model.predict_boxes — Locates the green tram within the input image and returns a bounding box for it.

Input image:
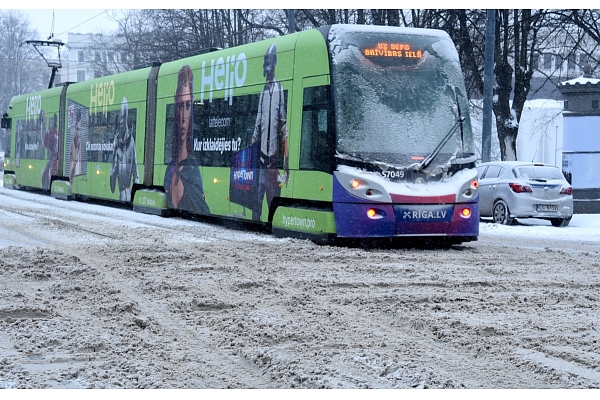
[1,25,479,244]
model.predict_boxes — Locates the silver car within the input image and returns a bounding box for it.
[476,161,573,227]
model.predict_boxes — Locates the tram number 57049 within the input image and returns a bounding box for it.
[382,170,405,179]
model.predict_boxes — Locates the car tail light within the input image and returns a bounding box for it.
[560,186,573,195]
[508,183,532,193]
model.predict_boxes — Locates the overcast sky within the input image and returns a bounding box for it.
[16,9,120,42]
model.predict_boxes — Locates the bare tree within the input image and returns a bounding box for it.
[103,9,286,69]
[0,10,48,115]
[490,10,549,161]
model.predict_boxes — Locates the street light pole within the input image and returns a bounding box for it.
[287,10,296,34]
[482,9,495,163]
[555,125,559,166]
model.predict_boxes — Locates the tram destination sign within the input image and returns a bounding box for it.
[363,42,423,60]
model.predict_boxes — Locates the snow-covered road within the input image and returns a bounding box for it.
[0,187,599,388]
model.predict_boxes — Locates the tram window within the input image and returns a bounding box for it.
[300,85,331,172]
[3,123,10,158]
[1,114,8,158]
[1,115,10,129]
[164,103,175,164]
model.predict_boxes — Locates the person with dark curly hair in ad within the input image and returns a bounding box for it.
[164,65,210,215]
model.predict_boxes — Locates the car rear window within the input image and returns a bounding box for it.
[516,166,564,180]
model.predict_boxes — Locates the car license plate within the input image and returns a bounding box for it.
[536,204,558,212]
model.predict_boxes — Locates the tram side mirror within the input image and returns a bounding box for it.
[1,113,10,129]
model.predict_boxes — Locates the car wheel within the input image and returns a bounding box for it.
[550,217,571,227]
[492,200,514,225]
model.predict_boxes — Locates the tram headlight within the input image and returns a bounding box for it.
[366,208,386,219]
[462,180,479,199]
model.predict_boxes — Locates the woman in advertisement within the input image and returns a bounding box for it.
[164,65,210,214]
[42,112,59,190]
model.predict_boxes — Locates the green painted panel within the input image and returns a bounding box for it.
[272,206,336,234]
[293,29,330,79]
[51,180,73,200]
[202,166,232,216]
[290,170,333,202]
[13,160,47,188]
[133,189,168,209]
[3,173,16,188]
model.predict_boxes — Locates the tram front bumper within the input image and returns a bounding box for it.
[333,202,479,238]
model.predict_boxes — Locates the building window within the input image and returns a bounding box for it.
[95,51,101,63]
[580,54,588,67]
[568,53,576,71]
[77,70,86,82]
[78,51,84,62]
[557,53,565,70]
[108,52,114,63]
[543,54,552,70]
[564,100,569,110]
[533,53,540,69]
[593,100,599,110]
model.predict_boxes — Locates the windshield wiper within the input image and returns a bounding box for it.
[418,93,465,172]
[418,116,464,171]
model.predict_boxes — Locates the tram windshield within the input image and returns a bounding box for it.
[328,26,475,172]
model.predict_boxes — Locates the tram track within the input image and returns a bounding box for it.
[1,208,121,240]
[0,187,286,247]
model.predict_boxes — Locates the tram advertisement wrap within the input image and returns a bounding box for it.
[66,100,89,183]
[195,85,288,216]
[229,142,260,210]
[163,61,289,217]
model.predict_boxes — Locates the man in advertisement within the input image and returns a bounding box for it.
[110,97,139,201]
[250,43,289,221]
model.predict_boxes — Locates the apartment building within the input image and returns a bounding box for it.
[54,33,124,85]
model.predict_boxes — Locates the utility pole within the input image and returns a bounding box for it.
[482,9,495,163]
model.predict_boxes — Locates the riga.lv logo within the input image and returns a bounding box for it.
[403,210,447,220]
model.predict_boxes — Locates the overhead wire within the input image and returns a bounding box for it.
[53,10,111,38]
